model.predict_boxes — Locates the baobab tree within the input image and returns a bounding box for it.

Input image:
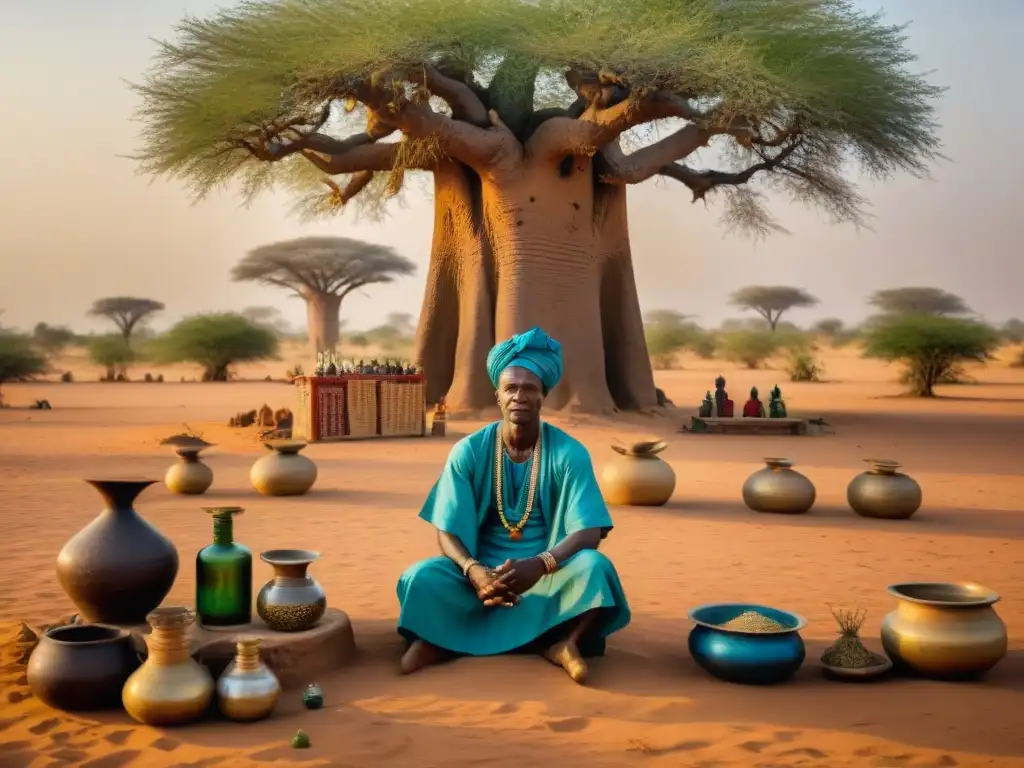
[133,0,942,412]
[88,297,164,346]
[730,286,819,332]
[232,237,415,351]
[867,288,970,316]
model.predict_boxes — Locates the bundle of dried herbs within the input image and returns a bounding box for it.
[820,606,888,668]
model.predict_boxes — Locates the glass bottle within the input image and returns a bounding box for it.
[196,507,252,627]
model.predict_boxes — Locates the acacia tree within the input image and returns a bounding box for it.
[730,286,818,332]
[153,313,278,381]
[134,0,942,412]
[232,237,415,351]
[88,297,165,346]
[867,288,969,316]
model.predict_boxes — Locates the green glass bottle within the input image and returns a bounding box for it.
[196,507,252,627]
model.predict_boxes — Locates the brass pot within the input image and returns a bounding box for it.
[847,459,922,520]
[256,550,327,632]
[122,607,214,726]
[216,638,281,722]
[250,441,317,496]
[880,582,1007,679]
[600,440,676,506]
[165,445,214,495]
[742,458,815,515]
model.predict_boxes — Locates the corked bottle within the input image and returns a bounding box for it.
[122,607,214,726]
[216,638,281,722]
[196,507,252,628]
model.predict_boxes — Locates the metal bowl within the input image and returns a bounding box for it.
[687,603,807,685]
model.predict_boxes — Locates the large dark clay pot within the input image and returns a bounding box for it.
[56,480,179,624]
[27,624,140,711]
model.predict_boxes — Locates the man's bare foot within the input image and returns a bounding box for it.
[399,639,452,675]
[543,641,589,684]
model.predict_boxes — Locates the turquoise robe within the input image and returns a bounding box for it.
[396,421,631,656]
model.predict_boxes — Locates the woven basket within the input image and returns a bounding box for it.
[380,380,426,437]
[316,382,347,440]
[293,380,313,440]
[346,379,378,437]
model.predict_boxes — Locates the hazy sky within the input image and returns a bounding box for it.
[1,1,1021,335]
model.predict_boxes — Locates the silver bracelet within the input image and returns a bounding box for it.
[462,558,479,577]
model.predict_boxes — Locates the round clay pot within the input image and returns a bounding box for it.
[250,440,317,496]
[880,582,1007,679]
[165,445,214,495]
[216,638,281,722]
[742,458,816,515]
[122,607,214,726]
[256,549,327,632]
[27,624,140,711]
[56,480,179,624]
[600,440,676,506]
[847,459,922,520]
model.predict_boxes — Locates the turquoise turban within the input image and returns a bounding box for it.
[486,327,563,394]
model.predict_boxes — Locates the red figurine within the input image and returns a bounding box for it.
[742,387,766,418]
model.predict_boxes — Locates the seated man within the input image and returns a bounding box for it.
[396,327,631,684]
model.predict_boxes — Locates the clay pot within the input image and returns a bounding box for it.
[165,445,214,495]
[122,607,214,726]
[256,550,327,632]
[216,638,281,722]
[847,459,922,520]
[26,624,140,711]
[742,458,816,515]
[600,440,676,506]
[56,480,179,624]
[881,582,1007,679]
[250,440,317,496]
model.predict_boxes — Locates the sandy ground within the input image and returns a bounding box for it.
[1,345,1023,767]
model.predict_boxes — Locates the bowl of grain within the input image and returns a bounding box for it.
[687,603,807,685]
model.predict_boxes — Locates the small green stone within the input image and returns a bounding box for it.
[291,729,310,749]
[303,683,324,710]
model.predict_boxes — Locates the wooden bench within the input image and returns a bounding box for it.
[686,416,809,435]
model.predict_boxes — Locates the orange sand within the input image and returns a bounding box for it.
[1,346,1023,767]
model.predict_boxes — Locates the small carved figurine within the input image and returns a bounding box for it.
[713,376,735,417]
[769,385,787,418]
[698,391,714,418]
[742,387,765,418]
[314,352,325,377]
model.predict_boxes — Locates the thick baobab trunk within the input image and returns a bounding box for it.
[595,183,659,410]
[303,290,342,351]
[414,162,496,410]
[413,156,659,415]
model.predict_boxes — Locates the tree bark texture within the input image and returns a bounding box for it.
[304,290,342,352]
[413,154,657,414]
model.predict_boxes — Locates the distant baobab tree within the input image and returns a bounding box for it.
[867,287,970,316]
[232,237,416,351]
[730,286,818,332]
[88,297,165,346]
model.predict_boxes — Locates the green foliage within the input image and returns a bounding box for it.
[717,329,782,369]
[88,297,165,344]
[152,313,278,381]
[999,318,1024,344]
[644,310,693,369]
[787,349,825,382]
[812,317,844,336]
[133,0,943,233]
[730,286,818,330]
[32,323,76,358]
[861,314,999,397]
[88,335,136,381]
[867,287,969,316]
[0,333,48,401]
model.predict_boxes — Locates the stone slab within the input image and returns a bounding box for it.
[125,608,356,690]
[688,416,809,435]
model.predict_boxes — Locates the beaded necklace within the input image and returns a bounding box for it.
[492,425,542,540]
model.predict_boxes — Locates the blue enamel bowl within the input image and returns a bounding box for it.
[687,603,807,685]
